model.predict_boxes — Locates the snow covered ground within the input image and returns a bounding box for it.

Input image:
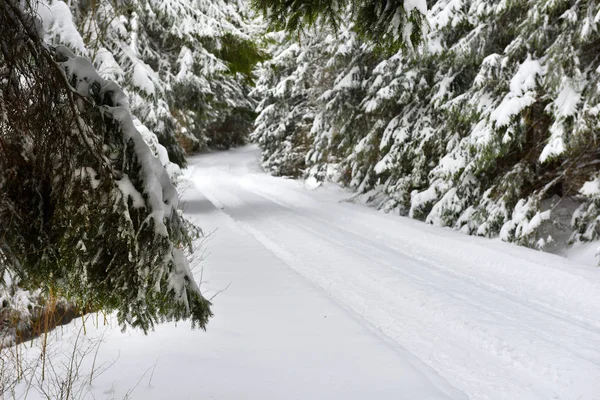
[8,145,600,400]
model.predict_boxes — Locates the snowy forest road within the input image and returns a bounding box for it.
[184,145,600,400]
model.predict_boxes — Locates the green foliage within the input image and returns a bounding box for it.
[252,0,427,52]
[253,0,344,33]
[217,34,270,81]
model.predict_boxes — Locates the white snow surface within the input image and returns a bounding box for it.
[36,0,86,54]
[581,175,600,196]
[12,146,600,400]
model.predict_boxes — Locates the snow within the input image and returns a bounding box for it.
[0,282,41,347]
[491,92,537,127]
[375,153,393,174]
[405,0,428,15]
[565,241,600,266]
[540,121,567,162]
[509,57,543,95]
[116,175,146,208]
[333,66,361,90]
[184,147,600,400]
[540,78,581,162]
[9,146,600,400]
[58,47,128,107]
[431,75,455,107]
[133,118,180,177]
[429,0,464,29]
[435,153,466,176]
[175,46,194,81]
[491,57,544,127]
[409,185,440,218]
[427,187,459,226]
[112,107,179,235]
[36,0,87,54]
[131,62,156,96]
[94,47,124,82]
[580,175,600,196]
[553,78,581,117]
[304,176,322,190]
[474,54,501,87]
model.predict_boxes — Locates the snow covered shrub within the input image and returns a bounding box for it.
[1,284,44,347]
[253,0,600,257]
[1,283,77,348]
[0,0,211,335]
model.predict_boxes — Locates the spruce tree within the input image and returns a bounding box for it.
[44,0,266,165]
[1,0,212,339]
[253,0,600,259]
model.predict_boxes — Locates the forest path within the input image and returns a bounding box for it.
[184,145,600,400]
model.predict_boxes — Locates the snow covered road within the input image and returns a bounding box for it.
[12,145,600,400]
[184,145,600,400]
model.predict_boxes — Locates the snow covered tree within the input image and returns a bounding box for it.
[61,0,265,162]
[253,0,600,259]
[0,0,211,337]
[252,21,376,179]
[252,31,324,177]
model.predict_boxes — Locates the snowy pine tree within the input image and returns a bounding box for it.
[42,0,265,165]
[253,0,600,258]
[1,0,211,339]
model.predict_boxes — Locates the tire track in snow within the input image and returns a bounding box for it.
[187,148,600,400]
[238,177,600,332]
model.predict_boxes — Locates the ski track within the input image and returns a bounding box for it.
[186,146,600,400]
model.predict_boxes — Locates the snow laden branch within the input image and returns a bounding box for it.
[0,0,211,334]
[252,0,428,52]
